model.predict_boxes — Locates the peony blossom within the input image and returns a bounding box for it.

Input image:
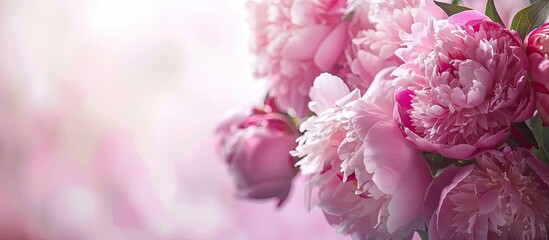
[525,23,549,126]
[247,0,347,117]
[215,104,299,205]
[424,147,549,239]
[393,10,535,159]
[318,0,447,92]
[292,72,432,238]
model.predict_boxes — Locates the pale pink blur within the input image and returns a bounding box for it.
[0,0,344,239]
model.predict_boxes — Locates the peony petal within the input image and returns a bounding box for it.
[309,73,350,114]
[423,167,463,224]
[435,197,455,239]
[314,21,350,71]
[282,25,333,61]
[435,165,474,237]
[428,213,442,240]
[526,158,549,187]
[448,10,490,26]
[290,0,318,26]
[439,144,477,159]
[416,0,448,22]
[404,128,440,153]
[228,127,297,203]
[511,84,536,122]
[472,215,489,239]
[475,128,509,149]
[479,189,500,214]
[357,50,383,77]
[363,67,398,116]
[411,232,423,240]
[214,109,249,153]
[363,121,417,194]
[387,149,432,233]
[334,89,361,107]
[395,89,416,131]
[537,92,549,126]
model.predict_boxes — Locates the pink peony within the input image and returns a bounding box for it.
[292,72,432,238]
[424,147,549,239]
[319,0,447,92]
[525,23,549,126]
[215,104,299,205]
[393,10,535,159]
[247,0,347,117]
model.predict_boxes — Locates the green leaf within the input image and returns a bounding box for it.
[510,0,549,39]
[423,152,453,177]
[505,137,519,147]
[512,122,539,149]
[342,11,354,21]
[532,114,549,165]
[485,0,505,26]
[416,230,429,240]
[452,0,461,4]
[434,1,472,16]
[454,159,475,167]
[531,0,538,4]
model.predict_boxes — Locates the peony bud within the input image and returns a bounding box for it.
[526,23,549,125]
[215,105,298,206]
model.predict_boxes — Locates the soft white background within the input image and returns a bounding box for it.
[0,0,345,239]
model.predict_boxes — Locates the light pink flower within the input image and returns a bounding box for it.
[525,23,549,126]
[424,147,549,239]
[292,72,432,238]
[393,10,535,159]
[247,0,347,117]
[291,73,362,175]
[215,105,299,205]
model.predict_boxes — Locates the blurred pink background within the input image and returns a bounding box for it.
[0,0,344,239]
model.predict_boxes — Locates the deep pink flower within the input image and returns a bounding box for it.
[215,106,299,205]
[393,10,535,159]
[525,23,549,126]
[293,72,432,238]
[247,0,347,117]
[424,147,549,239]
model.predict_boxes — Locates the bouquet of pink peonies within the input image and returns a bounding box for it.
[216,0,549,239]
